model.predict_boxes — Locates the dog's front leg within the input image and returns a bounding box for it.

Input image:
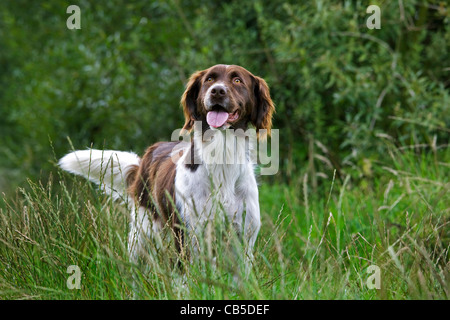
[243,185,261,278]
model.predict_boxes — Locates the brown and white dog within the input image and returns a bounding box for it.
[59,64,275,270]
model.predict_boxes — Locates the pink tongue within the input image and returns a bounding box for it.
[207,111,229,128]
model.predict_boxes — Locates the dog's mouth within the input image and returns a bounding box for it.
[206,105,239,128]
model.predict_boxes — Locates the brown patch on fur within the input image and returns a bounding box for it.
[127,141,184,252]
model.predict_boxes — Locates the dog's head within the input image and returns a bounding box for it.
[181,64,275,135]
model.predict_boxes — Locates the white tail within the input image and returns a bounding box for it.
[58,149,140,202]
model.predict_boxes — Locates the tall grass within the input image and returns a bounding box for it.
[0,143,448,299]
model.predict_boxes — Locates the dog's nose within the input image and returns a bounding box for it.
[210,84,227,97]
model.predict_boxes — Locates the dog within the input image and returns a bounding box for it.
[59,64,275,273]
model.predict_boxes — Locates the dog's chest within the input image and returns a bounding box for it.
[174,161,253,232]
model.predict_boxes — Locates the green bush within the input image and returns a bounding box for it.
[0,0,448,189]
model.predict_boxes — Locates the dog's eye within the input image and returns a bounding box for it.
[206,77,214,82]
[233,78,242,84]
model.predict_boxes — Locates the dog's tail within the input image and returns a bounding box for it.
[58,149,140,203]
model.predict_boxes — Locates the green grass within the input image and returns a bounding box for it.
[0,145,448,299]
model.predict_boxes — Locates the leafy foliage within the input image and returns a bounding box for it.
[0,0,448,190]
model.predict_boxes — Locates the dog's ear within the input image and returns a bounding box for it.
[251,75,275,137]
[181,70,205,132]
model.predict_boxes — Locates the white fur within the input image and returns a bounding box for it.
[128,203,166,262]
[58,149,139,203]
